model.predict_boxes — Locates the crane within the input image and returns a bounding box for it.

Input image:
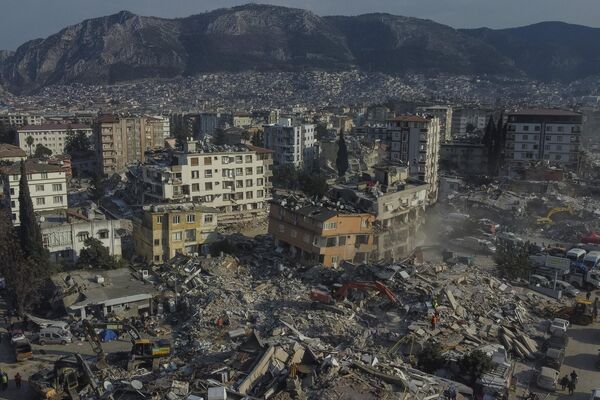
[536,206,573,225]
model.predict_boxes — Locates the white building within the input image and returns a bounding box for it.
[17,123,93,156]
[41,208,125,264]
[451,108,491,137]
[263,118,317,168]
[0,161,68,225]
[129,141,273,224]
[388,115,441,203]
[505,109,582,169]
[0,112,43,128]
[417,105,453,142]
[0,143,27,163]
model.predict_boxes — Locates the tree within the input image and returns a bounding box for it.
[298,171,328,198]
[18,161,48,265]
[34,144,52,158]
[494,242,530,279]
[273,164,299,190]
[458,350,493,384]
[315,123,328,141]
[213,128,226,145]
[89,173,105,202]
[0,210,46,315]
[25,136,34,155]
[77,238,124,270]
[251,132,264,147]
[417,340,445,374]
[64,128,91,156]
[335,129,349,177]
[0,125,17,144]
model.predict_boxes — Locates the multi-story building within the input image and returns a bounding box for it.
[133,203,219,263]
[0,143,26,163]
[269,199,374,267]
[505,109,582,169]
[440,141,487,175]
[451,108,491,137]
[417,105,453,142]
[0,112,43,128]
[40,207,125,263]
[128,141,273,224]
[0,161,68,225]
[200,112,218,137]
[263,118,318,168]
[17,124,92,156]
[233,112,253,128]
[388,115,440,203]
[97,115,167,175]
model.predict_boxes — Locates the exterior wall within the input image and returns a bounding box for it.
[0,113,44,128]
[133,205,219,263]
[451,108,491,136]
[42,219,124,263]
[136,146,273,223]
[505,111,582,169]
[268,203,374,267]
[263,123,317,168]
[233,115,252,128]
[417,106,453,142]
[440,143,487,175]
[1,168,68,225]
[17,125,93,155]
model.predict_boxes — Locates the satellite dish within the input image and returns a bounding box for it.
[103,381,114,392]
[131,380,143,390]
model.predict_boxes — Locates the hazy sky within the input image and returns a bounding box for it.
[2,0,599,50]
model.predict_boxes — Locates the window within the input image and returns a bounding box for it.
[204,157,212,165]
[204,214,214,223]
[154,239,160,246]
[154,255,160,262]
[356,235,369,245]
[257,190,264,198]
[172,232,182,241]
[187,214,195,223]
[522,134,528,140]
[156,215,163,224]
[547,126,553,132]
[236,180,243,188]
[191,157,199,166]
[9,188,14,195]
[546,135,551,141]
[245,155,252,162]
[42,234,49,247]
[235,156,243,164]
[246,179,253,187]
[98,230,109,239]
[279,224,285,233]
[256,166,263,174]
[246,191,253,199]
[191,171,199,179]
[205,182,213,190]
[323,222,337,230]
[534,126,540,131]
[53,196,63,204]
[192,183,200,192]
[521,144,527,149]
[338,236,347,246]
[557,126,564,132]
[222,156,230,164]
[326,237,337,247]
[41,172,48,179]
[523,126,529,132]
[257,178,264,186]
[36,184,45,191]
[172,215,181,224]
[204,170,212,178]
[36,197,45,206]
[361,219,369,228]
[78,232,89,242]
[185,229,196,241]
[12,175,18,181]
[52,183,62,191]
[246,167,253,175]
[557,136,563,142]
[235,168,243,175]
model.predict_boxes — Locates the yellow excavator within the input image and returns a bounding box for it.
[536,206,573,225]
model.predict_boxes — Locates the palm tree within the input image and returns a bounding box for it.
[25,136,34,156]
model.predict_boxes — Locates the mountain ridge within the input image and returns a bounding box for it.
[0,4,598,94]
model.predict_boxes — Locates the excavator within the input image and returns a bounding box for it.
[310,281,397,305]
[82,320,171,371]
[554,299,594,325]
[536,206,573,225]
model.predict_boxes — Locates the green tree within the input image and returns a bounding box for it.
[64,128,91,156]
[0,210,46,315]
[417,340,445,374]
[494,242,530,279]
[18,161,48,265]
[251,132,264,147]
[77,238,123,269]
[89,173,105,202]
[25,136,34,155]
[273,164,299,190]
[298,171,328,198]
[458,350,493,384]
[335,129,349,177]
[34,144,52,158]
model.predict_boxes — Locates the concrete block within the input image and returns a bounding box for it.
[208,387,227,400]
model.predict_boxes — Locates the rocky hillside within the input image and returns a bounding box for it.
[1,4,599,93]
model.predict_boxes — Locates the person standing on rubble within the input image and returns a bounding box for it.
[567,378,575,395]
[560,375,569,391]
[14,373,21,389]
[586,291,592,301]
[431,314,438,330]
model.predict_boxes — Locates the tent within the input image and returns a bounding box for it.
[100,329,117,342]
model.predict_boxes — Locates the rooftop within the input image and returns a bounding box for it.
[0,161,65,175]
[0,143,26,158]
[142,203,219,214]
[18,123,91,132]
[388,115,430,123]
[508,109,581,117]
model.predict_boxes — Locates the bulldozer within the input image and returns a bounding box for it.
[536,206,573,225]
[555,299,594,325]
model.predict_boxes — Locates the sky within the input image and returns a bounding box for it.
[1,0,599,50]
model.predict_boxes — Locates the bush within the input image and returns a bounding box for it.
[458,350,493,383]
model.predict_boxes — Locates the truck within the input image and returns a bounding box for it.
[450,236,496,255]
[567,265,600,289]
[13,338,33,362]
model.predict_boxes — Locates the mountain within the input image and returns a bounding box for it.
[461,22,600,81]
[0,5,599,93]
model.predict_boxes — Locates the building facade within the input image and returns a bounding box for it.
[0,143,27,163]
[505,110,582,169]
[0,162,68,225]
[0,112,44,128]
[133,203,219,263]
[417,105,453,142]
[268,201,374,267]
[17,124,93,156]
[129,141,273,224]
[440,141,487,175]
[263,118,317,168]
[451,108,491,137]
[388,116,440,203]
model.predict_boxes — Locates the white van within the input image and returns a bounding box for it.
[566,248,587,263]
[583,251,600,270]
[38,327,72,345]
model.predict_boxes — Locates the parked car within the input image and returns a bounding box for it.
[530,274,551,287]
[554,280,580,297]
[542,334,569,352]
[548,318,569,337]
[543,347,565,370]
[10,329,26,344]
[536,367,559,391]
[38,327,73,345]
[590,389,600,400]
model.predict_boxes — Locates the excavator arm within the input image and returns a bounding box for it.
[81,320,108,370]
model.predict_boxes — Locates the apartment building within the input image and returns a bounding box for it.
[388,115,441,203]
[440,141,487,175]
[451,108,492,137]
[0,161,68,225]
[0,112,43,128]
[128,141,273,224]
[505,109,582,169]
[133,203,219,263]
[17,124,93,155]
[269,199,374,268]
[233,112,253,128]
[417,105,453,142]
[0,143,26,163]
[263,118,318,168]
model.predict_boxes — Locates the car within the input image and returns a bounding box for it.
[554,280,580,297]
[530,274,551,287]
[543,347,565,370]
[536,367,559,391]
[591,389,600,400]
[10,329,26,344]
[548,318,569,337]
[543,335,569,352]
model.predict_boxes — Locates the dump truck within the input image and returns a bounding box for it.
[555,299,594,326]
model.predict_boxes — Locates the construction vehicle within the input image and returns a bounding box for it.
[536,206,573,225]
[310,281,397,305]
[555,299,594,325]
[30,353,112,400]
[13,337,32,362]
[82,320,171,371]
